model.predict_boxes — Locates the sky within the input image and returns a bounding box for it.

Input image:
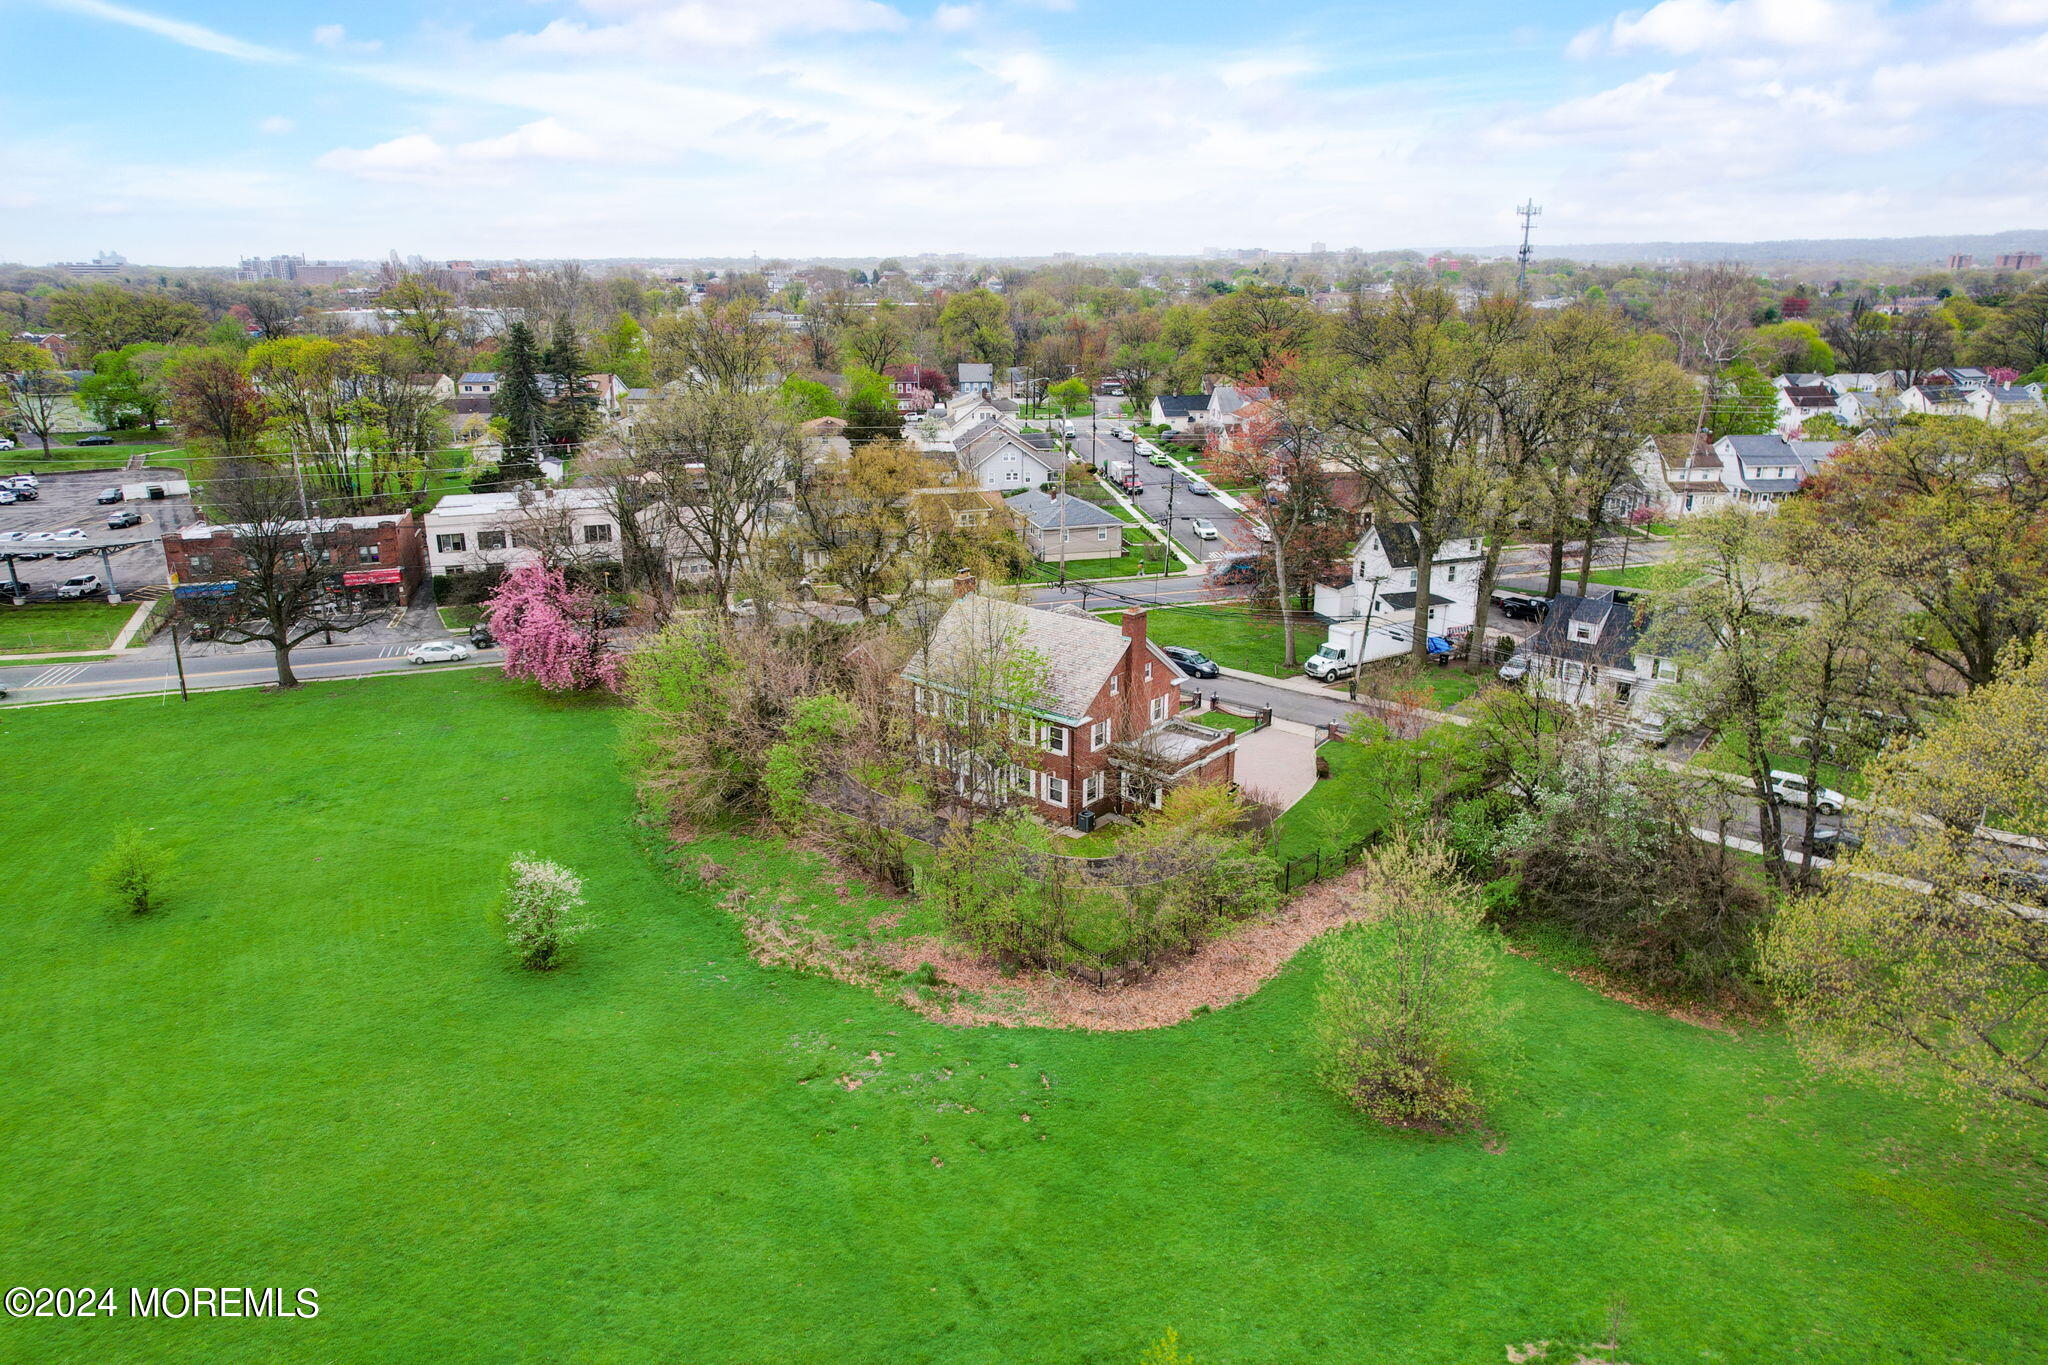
[3,0,2047,264]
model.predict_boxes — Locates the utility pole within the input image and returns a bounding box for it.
[1516,200,1542,299]
[1347,573,1387,702]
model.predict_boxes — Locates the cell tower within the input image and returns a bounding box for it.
[1515,200,1542,297]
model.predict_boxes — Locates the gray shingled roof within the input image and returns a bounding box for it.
[957,363,994,383]
[1005,490,1125,531]
[1374,521,1480,569]
[1153,394,1204,419]
[1379,590,1455,610]
[904,595,1131,721]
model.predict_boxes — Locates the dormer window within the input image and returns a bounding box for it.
[1568,620,1598,643]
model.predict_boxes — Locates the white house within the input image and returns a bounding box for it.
[1312,521,1484,664]
[1714,434,1837,509]
[1519,588,1692,731]
[913,394,1062,493]
[1202,384,1270,434]
[423,489,625,577]
[1777,384,1841,432]
[1969,384,2047,424]
[1633,434,1728,517]
[1899,384,1973,417]
[1149,395,1205,430]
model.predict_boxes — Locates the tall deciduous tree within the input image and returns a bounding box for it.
[1656,264,1757,440]
[165,347,265,459]
[2,343,72,455]
[649,299,785,389]
[182,459,378,688]
[1764,650,2048,1115]
[47,283,205,358]
[635,384,799,604]
[1321,284,1489,663]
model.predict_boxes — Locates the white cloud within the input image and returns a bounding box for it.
[257,115,296,134]
[932,3,980,31]
[316,133,447,177]
[43,0,294,62]
[1571,0,1883,58]
[500,0,909,55]
[1217,54,1323,88]
[1971,0,2048,20]
[312,23,381,53]
[1873,31,2048,107]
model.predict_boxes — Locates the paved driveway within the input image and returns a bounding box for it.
[1231,719,1319,811]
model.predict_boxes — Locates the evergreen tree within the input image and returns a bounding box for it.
[543,318,598,450]
[491,321,546,488]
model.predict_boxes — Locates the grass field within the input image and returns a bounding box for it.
[1013,540,1174,583]
[1586,564,1692,590]
[0,600,136,653]
[1108,605,1327,677]
[4,672,2045,1363]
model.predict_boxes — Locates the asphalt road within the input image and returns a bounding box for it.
[1065,419,1259,565]
[0,639,494,705]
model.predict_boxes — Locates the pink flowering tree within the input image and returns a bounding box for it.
[485,561,624,692]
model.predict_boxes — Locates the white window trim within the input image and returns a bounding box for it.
[1149,695,1168,724]
[1045,725,1068,756]
[1082,773,1103,805]
[1042,774,1068,806]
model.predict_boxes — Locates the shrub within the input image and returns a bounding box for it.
[1312,837,1511,1132]
[502,854,592,970]
[91,827,173,915]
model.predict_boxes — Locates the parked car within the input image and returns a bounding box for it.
[0,531,24,544]
[56,573,104,599]
[0,437,14,450]
[5,473,37,488]
[96,487,123,504]
[406,641,472,665]
[1769,769,1846,814]
[0,490,13,505]
[1794,825,1863,858]
[6,484,35,501]
[1490,591,1548,621]
[1189,518,1219,540]
[23,531,57,543]
[52,528,86,541]
[1183,478,1214,497]
[106,510,142,529]
[1497,652,1530,682]
[1162,645,1220,679]
[77,434,115,446]
[467,622,497,649]
[1148,451,1172,467]
[1247,521,1272,543]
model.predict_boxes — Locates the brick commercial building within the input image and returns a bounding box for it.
[901,588,1236,825]
[166,512,426,606]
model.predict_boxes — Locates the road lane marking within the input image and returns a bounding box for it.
[23,664,91,688]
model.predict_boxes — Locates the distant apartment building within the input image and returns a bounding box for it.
[1946,254,1975,271]
[51,251,128,277]
[1997,253,2043,270]
[238,254,351,286]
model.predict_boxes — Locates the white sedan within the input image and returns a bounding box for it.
[1189,518,1220,540]
[407,641,472,665]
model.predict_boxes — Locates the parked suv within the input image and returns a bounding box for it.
[57,573,105,599]
[106,510,142,529]
[1769,769,1846,814]
[96,487,124,504]
[1161,645,1219,679]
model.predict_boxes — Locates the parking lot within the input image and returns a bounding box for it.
[0,467,194,603]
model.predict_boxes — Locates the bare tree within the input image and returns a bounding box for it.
[633,384,799,605]
[1656,264,1758,441]
[648,300,786,390]
[184,459,379,688]
[1,344,69,456]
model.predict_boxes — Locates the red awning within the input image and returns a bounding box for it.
[343,568,403,586]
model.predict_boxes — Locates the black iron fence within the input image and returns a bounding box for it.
[1276,832,1381,894]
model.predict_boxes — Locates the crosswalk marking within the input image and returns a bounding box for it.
[25,665,92,688]
[380,645,412,659]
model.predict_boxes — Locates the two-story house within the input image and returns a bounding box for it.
[913,394,1063,492]
[455,372,498,417]
[423,489,639,579]
[166,512,426,607]
[1633,434,1727,517]
[1312,521,1484,664]
[900,594,1235,823]
[1899,384,1973,417]
[1714,434,1838,509]
[1518,587,1692,732]
[955,362,995,395]
[1969,384,2046,425]
[1004,489,1127,562]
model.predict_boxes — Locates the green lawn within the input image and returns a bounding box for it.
[0,600,135,654]
[436,604,483,630]
[3,672,2045,1363]
[1586,564,1693,590]
[1107,605,1327,677]
[1355,660,1487,711]
[1014,540,1173,583]
[1193,709,1261,733]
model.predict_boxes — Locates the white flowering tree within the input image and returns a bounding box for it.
[502,854,592,970]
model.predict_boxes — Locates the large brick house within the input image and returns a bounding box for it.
[166,512,426,606]
[901,592,1236,824]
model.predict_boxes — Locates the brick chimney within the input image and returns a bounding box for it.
[1119,608,1148,650]
[952,570,978,599]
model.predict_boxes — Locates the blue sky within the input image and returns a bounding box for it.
[5,0,2046,263]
